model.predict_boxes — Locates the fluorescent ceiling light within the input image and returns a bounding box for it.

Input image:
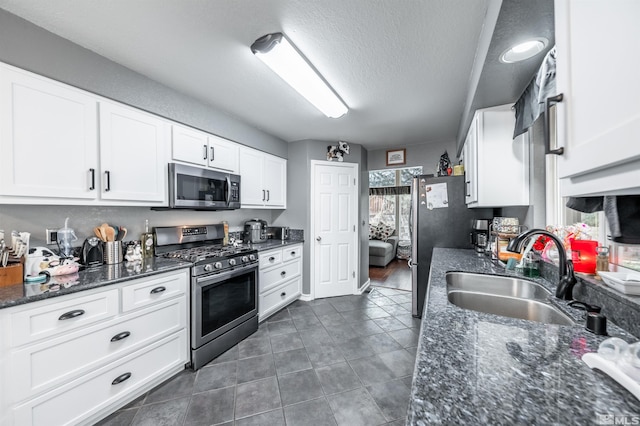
[251,32,348,118]
[500,38,548,63]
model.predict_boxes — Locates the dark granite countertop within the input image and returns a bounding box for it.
[407,248,640,425]
[247,239,304,251]
[0,258,192,310]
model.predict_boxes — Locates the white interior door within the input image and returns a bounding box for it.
[311,161,358,299]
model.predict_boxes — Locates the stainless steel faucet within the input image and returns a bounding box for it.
[506,229,577,300]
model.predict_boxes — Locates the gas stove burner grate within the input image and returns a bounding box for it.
[161,244,255,263]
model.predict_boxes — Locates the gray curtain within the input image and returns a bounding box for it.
[513,46,557,138]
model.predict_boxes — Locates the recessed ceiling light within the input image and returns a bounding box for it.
[500,38,548,63]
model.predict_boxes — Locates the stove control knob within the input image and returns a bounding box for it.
[204,264,213,272]
[229,258,236,266]
[241,256,249,263]
[214,262,223,269]
[249,254,257,261]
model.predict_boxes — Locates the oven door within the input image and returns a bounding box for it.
[192,264,258,349]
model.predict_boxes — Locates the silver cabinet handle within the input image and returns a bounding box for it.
[262,190,266,202]
[89,168,96,191]
[544,94,564,155]
[58,309,85,321]
[316,236,322,241]
[104,171,111,192]
[110,331,131,342]
[281,271,286,277]
[210,146,214,161]
[203,144,208,160]
[111,372,132,385]
[266,190,270,202]
[280,292,286,298]
[269,256,275,262]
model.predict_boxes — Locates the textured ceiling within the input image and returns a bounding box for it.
[0,0,553,151]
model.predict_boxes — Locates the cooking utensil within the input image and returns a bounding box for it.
[94,227,104,241]
[117,227,127,241]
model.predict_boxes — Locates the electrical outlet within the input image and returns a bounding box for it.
[46,228,58,245]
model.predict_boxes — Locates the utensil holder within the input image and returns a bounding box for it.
[103,241,123,265]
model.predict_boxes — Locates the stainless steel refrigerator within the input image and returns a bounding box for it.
[409,175,493,317]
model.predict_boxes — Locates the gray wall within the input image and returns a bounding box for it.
[368,139,458,174]
[0,8,286,245]
[274,141,369,295]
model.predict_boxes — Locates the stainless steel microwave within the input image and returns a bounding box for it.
[168,163,241,210]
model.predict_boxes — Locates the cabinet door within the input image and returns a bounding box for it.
[239,147,266,207]
[208,135,240,173]
[555,0,640,196]
[0,64,98,199]
[171,124,208,167]
[264,154,287,208]
[463,116,478,204]
[99,101,167,203]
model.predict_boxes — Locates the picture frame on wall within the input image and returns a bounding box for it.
[386,148,406,166]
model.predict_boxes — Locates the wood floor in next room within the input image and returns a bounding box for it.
[369,259,412,292]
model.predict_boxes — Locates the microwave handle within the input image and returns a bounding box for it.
[226,176,231,205]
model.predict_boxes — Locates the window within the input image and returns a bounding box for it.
[369,166,422,240]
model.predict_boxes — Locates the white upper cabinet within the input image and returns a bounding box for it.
[171,124,208,167]
[239,147,286,209]
[463,104,529,208]
[554,0,640,196]
[99,101,167,203]
[171,124,240,174]
[0,62,169,206]
[0,64,98,200]
[208,134,239,173]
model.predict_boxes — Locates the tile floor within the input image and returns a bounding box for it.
[98,286,420,426]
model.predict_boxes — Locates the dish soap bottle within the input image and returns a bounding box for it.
[141,219,154,258]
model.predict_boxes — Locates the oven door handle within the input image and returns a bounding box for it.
[225,176,231,206]
[195,264,258,285]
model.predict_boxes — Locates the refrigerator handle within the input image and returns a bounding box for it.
[407,259,417,268]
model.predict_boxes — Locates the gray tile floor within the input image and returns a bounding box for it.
[98,286,419,426]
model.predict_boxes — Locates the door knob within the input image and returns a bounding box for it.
[316,236,322,241]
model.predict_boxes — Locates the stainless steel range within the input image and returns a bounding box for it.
[155,224,258,370]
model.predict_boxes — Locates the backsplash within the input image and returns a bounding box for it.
[0,205,280,248]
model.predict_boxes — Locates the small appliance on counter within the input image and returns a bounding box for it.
[81,237,103,267]
[267,226,289,241]
[244,219,268,243]
[470,219,489,253]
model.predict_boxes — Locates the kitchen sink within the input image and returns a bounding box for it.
[446,272,551,300]
[445,272,574,326]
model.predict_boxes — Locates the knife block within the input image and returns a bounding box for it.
[0,262,24,287]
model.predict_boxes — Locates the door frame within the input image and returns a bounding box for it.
[309,160,360,300]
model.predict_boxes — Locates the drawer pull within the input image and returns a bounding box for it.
[150,286,166,294]
[58,309,85,321]
[110,331,131,342]
[111,372,132,385]
[281,271,286,277]
[269,256,275,262]
[281,292,286,297]
[290,251,296,256]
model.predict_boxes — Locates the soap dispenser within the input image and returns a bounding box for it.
[141,219,154,258]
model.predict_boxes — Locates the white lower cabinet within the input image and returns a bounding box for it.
[0,269,190,426]
[258,244,302,321]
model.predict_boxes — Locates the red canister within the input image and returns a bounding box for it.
[570,239,598,274]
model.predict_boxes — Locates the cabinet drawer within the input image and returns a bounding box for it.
[282,245,302,262]
[9,289,119,347]
[121,270,187,312]
[260,277,301,320]
[260,259,301,293]
[8,298,186,403]
[13,331,187,426]
[259,250,282,269]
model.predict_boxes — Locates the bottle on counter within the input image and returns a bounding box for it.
[141,219,154,258]
[596,246,609,279]
[222,221,229,246]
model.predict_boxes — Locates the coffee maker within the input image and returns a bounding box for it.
[471,219,490,253]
